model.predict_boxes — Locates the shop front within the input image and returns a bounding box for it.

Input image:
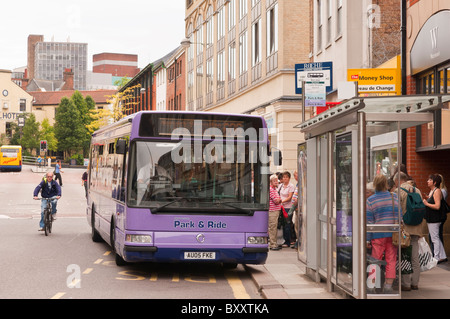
[295,94,450,299]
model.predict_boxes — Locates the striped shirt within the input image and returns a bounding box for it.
[366,191,400,240]
[269,186,281,211]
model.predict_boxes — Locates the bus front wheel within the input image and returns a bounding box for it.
[91,207,102,243]
[110,219,127,266]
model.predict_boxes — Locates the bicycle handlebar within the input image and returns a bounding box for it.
[34,196,59,200]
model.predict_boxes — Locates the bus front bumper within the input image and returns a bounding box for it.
[122,245,268,264]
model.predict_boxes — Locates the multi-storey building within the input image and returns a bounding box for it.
[184,0,312,173]
[0,69,33,141]
[93,53,140,81]
[166,46,186,110]
[28,35,88,90]
[312,0,401,100]
[120,47,185,114]
[405,0,450,253]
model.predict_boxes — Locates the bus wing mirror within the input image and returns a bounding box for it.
[116,139,127,155]
[273,150,282,166]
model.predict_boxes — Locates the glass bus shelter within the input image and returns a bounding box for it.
[295,94,450,299]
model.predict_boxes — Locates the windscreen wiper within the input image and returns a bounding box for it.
[214,200,252,214]
[151,197,184,213]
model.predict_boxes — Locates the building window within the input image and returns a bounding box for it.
[217,51,225,88]
[196,65,203,103]
[229,42,236,82]
[187,71,194,104]
[416,64,450,148]
[252,19,261,66]
[239,31,248,75]
[228,0,236,31]
[5,122,12,138]
[336,0,343,37]
[206,6,214,47]
[266,3,278,56]
[217,6,225,40]
[207,58,214,94]
[20,99,26,112]
[239,0,247,20]
[326,0,332,45]
[317,0,323,51]
[196,16,204,57]
[187,23,194,63]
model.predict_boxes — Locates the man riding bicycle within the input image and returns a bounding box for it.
[33,172,61,231]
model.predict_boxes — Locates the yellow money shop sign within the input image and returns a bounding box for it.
[347,68,401,96]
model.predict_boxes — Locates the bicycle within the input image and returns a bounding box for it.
[36,197,58,236]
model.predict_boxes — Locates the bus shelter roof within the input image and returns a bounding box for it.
[295,94,450,139]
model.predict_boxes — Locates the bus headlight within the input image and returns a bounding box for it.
[126,234,152,244]
[247,236,268,245]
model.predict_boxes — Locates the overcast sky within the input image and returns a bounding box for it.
[0,1,185,71]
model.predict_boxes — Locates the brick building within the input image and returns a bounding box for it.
[120,47,184,114]
[405,1,450,252]
[166,47,186,110]
[93,52,140,79]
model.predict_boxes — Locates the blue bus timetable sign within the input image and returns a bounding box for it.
[295,62,333,94]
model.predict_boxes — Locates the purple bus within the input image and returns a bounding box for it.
[87,111,279,267]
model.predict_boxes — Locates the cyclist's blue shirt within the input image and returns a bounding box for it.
[33,180,61,198]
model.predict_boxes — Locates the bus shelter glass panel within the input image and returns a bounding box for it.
[297,143,307,263]
[335,133,353,292]
[365,127,401,297]
[319,135,328,272]
[369,131,398,182]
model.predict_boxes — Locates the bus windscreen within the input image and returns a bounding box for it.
[128,140,268,213]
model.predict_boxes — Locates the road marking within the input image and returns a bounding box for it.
[225,272,251,299]
[68,279,81,288]
[51,292,66,299]
[94,258,103,264]
[103,251,111,256]
[83,268,93,274]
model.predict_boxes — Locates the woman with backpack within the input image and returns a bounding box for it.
[394,171,425,291]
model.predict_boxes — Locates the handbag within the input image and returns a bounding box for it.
[281,205,288,218]
[392,226,411,248]
[442,199,450,214]
[390,193,411,248]
[418,237,438,272]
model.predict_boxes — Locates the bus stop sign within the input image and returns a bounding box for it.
[295,62,333,94]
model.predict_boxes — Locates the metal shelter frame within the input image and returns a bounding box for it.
[295,94,450,299]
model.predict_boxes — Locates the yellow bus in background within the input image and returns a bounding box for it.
[0,145,22,171]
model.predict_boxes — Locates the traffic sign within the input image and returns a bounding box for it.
[295,62,333,94]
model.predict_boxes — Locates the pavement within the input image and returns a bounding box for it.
[245,246,450,299]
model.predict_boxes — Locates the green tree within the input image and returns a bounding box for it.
[40,118,57,152]
[54,97,85,157]
[20,113,40,154]
[69,91,97,157]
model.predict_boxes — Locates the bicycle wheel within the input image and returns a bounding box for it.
[44,207,51,236]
